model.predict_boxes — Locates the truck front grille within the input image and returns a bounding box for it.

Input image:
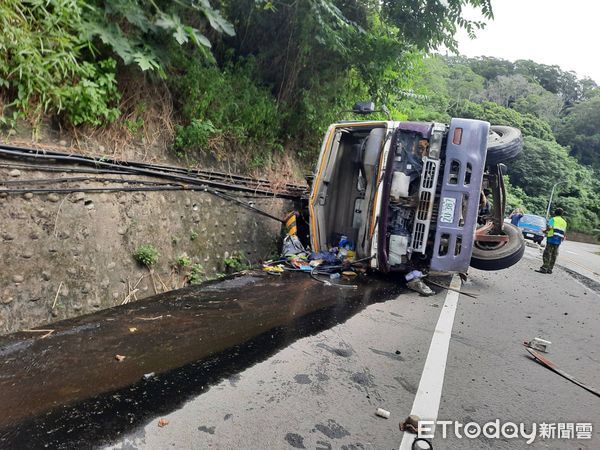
[422,160,437,189]
[410,157,441,254]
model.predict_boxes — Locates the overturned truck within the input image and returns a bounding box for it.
[308,103,525,275]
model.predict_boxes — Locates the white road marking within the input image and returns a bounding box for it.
[399,274,462,450]
[565,250,578,255]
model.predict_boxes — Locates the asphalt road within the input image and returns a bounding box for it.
[105,246,599,450]
[1,242,598,449]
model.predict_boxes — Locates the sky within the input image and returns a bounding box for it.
[454,0,600,84]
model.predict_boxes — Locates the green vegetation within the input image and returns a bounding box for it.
[188,263,205,285]
[223,252,249,273]
[176,254,192,268]
[133,244,159,266]
[0,0,120,132]
[1,0,492,160]
[190,230,199,241]
[2,1,598,234]
[397,55,599,234]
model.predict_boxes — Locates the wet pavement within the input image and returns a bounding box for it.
[0,271,406,449]
[1,250,599,449]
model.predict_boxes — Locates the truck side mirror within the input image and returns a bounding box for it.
[352,102,375,114]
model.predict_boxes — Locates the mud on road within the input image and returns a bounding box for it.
[0,271,408,449]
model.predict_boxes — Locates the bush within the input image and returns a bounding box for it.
[0,0,120,130]
[171,58,281,166]
[188,263,204,285]
[176,254,192,268]
[133,244,160,267]
[223,252,249,273]
[174,119,218,154]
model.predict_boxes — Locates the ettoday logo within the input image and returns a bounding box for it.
[417,420,593,444]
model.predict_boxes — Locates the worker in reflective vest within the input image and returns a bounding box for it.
[538,208,567,274]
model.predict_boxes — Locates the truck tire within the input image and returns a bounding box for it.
[470,223,525,271]
[486,126,523,166]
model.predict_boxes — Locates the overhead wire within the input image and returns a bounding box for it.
[0,144,306,198]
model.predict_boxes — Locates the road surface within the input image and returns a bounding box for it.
[0,243,598,449]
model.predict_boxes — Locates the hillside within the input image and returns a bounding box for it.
[1,0,598,233]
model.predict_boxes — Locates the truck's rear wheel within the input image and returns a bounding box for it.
[470,223,525,271]
[486,126,523,166]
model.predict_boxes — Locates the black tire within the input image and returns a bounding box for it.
[470,223,525,271]
[486,126,523,166]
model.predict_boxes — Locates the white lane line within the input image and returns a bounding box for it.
[399,274,462,450]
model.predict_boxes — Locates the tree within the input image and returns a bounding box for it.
[508,137,600,232]
[512,86,563,126]
[555,96,600,170]
[445,59,486,103]
[483,74,536,108]
[466,56,515,80]
[381,0,493,51]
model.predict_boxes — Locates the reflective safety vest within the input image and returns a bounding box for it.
[547,216,567,241]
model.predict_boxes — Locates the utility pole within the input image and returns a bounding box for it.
[545,181,567,219]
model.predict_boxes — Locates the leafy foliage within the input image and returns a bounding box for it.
[223,252,249,273]
[188,263,205,284]
[84,0,235,74]
[133,244,160,266]
[555,96,600,170]
[403,55,599,233]
[508,137,600,232]
[381,0,493,51]
[0,0,120,129]
[176,254,192,267]
[171,59,281,165]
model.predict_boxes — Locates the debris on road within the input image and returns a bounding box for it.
[143,372,156,379]
[262,264,284,274]
[405,271,434,296]
[424,278,478,299]
[136,315,164,321]
[525,347,600,398]
[157,418,169,427]
[399,414,421,433]
[524,337,551,353]
[22,329,55,339]
[114,355,126,362]
[128,327,138,333]
[272,222,365,289]
[375,408,391,419]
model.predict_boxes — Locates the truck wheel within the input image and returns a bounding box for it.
[470,223,525,271]
[486,126,523,166]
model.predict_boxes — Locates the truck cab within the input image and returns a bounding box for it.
[309,104,525,274]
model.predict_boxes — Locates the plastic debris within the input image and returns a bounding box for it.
[158,418,169,427]
[376,408,391,419]
[143,372,156,379]
[330,273,341,280]
[281,234,308,257]
[115,354,126,362]
[309,251,339,265]
[263,265,284,274]
[128,327,138,333]
[525,337,551,353]
[405,270,424,281]
[406,279,434,296]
